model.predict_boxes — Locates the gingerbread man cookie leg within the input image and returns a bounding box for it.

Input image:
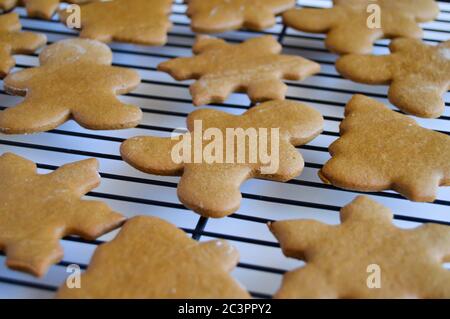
[0,153,125,277]
[24,0,60,19]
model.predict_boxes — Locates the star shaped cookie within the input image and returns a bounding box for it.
[336,39,450,118]
[0,13,46,78]
[270,196,450,298]
[59,0,172,45]
[283,0,440,54]
[319,95,450,202]
[158,35,320,106]
[0,152,125,277]
[186,0,295,33]
[121,100,323,218]
[57,216,250,298]
[1,38,142,134]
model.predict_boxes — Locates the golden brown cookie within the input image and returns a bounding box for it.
[186,0,295,33]
[0,152,125,277]
[0,13,46,78]
[319,95,450,202]
[270,195,450,298]
[121,100,324,218]
[158,35,320,106]
[283,0,440,54]
[57,216,250,299]
[0,0,97,19]
[1,38,142,134]
[336,39,450,118]
[59,0,172,45]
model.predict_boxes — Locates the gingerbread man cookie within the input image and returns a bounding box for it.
[0,0,97,20]
[57,216,250,298]
[121,100,323,218]
[283,0,440,54]
[320,95,450,202]
[186,0,295,33]
[59,0,172,45]
[158,35,320,106]
[0,13,46,78]
[0,152,125,277]
[336,39,450,118]
[270,196,450,298]
[1,38,142,134]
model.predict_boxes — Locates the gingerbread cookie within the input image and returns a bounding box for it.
[186,0,295,33]
[1,38,142,134]
[319,95,450,202]
[270,196,450,298]
[283,0,440,54]
[0,13,46,78]
[158,35,320,106]
[57,216,250,298]
[59,0,172,45]
[336,39,450,118]
[0,152,125,277]
[121,100,323,218]
[0,0,97,19]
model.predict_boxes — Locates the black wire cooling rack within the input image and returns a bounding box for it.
[0,0,449,298]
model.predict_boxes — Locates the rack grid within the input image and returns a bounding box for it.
[0,0,449,299]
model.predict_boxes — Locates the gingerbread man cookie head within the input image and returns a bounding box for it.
[187,0,296,33]
[336,39,450,118]
[319,95,450,202]
[0,13,46,78]
[0,153,125,277]
[59,0,172,45]
[270,196,450,298]
[0,38,142,134]
[158,35,320,106]
[121,100,323,218]
[57,216,250,298]
[39,37,113,66]
[283,0,440,54]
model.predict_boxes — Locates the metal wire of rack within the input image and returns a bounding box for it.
[0,0,449,299]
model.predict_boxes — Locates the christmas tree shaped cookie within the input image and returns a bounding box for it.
[270,196,450,298]
[57,216,250,298]
[0,153,125,277]
[158,35,320,106]
[320,95,450,202]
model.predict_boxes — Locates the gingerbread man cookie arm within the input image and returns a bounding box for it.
[336,54,393,84]
[197,240,240,272]
[269,220,332,260]
[121,136,185,175]
[178,165,252,218]
[415,223,450,264]
[188,3,247,34]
